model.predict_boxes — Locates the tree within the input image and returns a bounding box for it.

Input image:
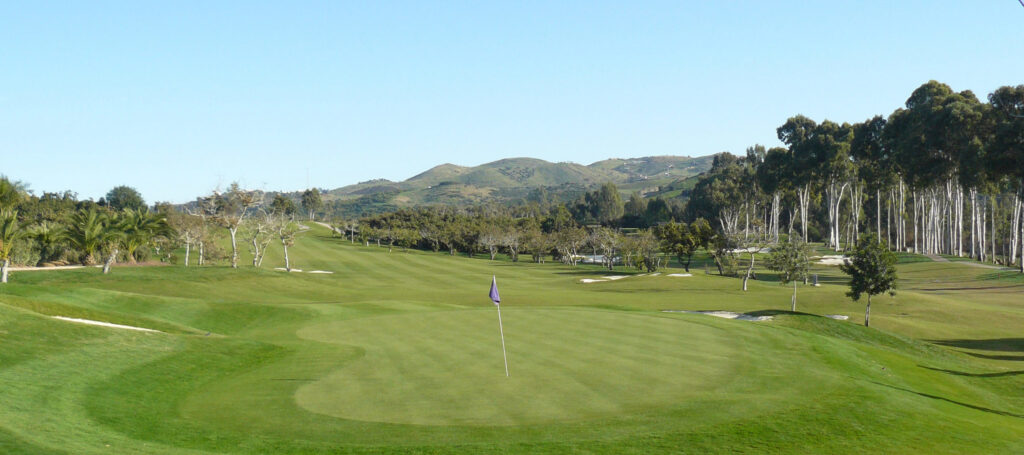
[0,209,28,283]
[105,186,146,212]
[840,233,898,327]
[99,212,126,275]
[168,211,202,266]
[119,208,171,263]
[277,216,300,271]
[0,177,28,209]
[633,229,661,272]
[593,183,624,225]
[210,184,261,268]
[270,194,298,217]
[657,221,696,272]
[765,237,812,311]
[66,208,108,264]
[301,189,323,221]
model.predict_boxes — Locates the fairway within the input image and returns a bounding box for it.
[2,224,1024,454]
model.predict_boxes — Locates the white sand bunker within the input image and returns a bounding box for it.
[52,316,160,332]
[308,270,334,274]
[816,255,849,266]
[650,272,661,276]
[667,273,693,277]
[580,279,608,283]
[603,275,628,280]
[662,310,773,321]
[274,268,304,272]
[826,314,850,320]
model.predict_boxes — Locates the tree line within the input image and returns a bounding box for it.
[0,181,306,283]
[685,81,1024,272]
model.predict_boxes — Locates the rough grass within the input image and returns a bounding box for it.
[1,224,1022,454]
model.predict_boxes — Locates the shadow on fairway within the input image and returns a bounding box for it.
[919,365,1024,378]
[870,381,1024,419]
[960,352,1024,361]
[928,338,1024,352]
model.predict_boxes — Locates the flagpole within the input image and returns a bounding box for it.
[496,302,509,377]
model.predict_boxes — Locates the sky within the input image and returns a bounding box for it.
[2,1,1023,203]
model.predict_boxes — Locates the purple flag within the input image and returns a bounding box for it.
[489,276,501,305]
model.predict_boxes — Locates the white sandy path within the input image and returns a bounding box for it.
[52,316,161,333]
[8,265,101,272]
[662,310,773,321]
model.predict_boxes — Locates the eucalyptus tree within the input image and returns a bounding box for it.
[301,188,323,221]
[851,116,896,242]
[756,147,791,243]
[809,120,854,251]
[987,85,1024,271]
[633,229,661,272]
[776,115,819,242]
[168,211,202,267]
[888,81,985,257]
[0,209,27,283]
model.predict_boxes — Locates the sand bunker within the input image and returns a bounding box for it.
[52,316,160,332]
[825,314,850,320]
[816,255,849,266]
[667,273,693,277]
[662,310,773,321]
[580,279,608,283]
[603,275,628,280]
[274,268,304,272]
[308,270,334,274]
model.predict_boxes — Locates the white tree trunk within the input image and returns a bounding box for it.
[184,241,191,267]
[102,248,118,275]
[229,227,239,268]
[283,243,291,271]
[1,259,8,283]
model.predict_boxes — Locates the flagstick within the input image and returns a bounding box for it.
[496,303,509,377]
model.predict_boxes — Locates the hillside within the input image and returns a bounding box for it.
[318,155,714,216]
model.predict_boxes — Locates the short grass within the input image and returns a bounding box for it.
[1,224,1023,454]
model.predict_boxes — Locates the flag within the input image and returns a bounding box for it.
[489,275,501,305]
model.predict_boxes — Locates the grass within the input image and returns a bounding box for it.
[1,224,1023,453]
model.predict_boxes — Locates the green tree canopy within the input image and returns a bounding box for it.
[104,186,146,212]
[840,233,898,327]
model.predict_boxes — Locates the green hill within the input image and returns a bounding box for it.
[319,155,714,215]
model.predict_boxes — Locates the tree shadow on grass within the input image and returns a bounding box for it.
[919,365,1024,378]
[961,352,1024,361]
[870,381,1024,419]
[928,338,1024,352]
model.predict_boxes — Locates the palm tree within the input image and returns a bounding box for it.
[31,221,67,264]
[120,208,171,263]
[66,209,112,265]
[99,213,126,274]
[0,209,28,283]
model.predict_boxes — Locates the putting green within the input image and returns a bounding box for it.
[295,308,744,425]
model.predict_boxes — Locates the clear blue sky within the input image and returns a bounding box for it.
[2,1,1022,203]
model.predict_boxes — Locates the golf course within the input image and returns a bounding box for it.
[1,223,1022,454]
